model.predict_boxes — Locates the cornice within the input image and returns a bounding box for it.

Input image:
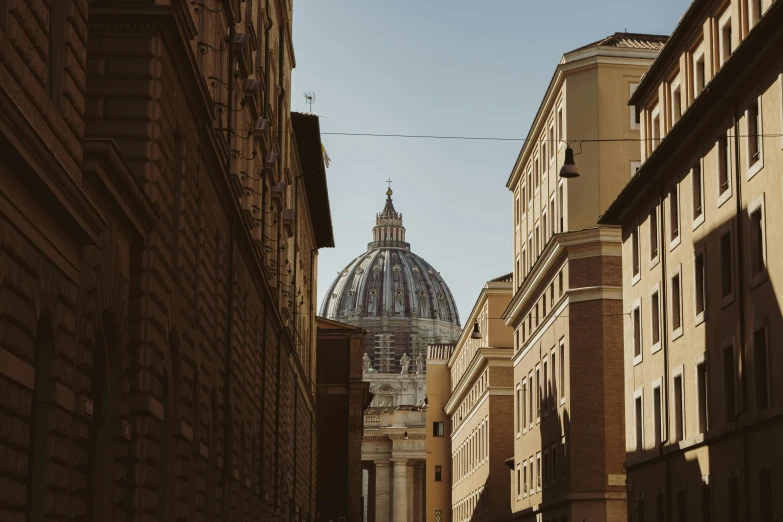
[503,227,622,325]
[444,347,513,415]
[450,283,512,361]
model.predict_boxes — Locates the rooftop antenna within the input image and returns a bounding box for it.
[303,92,315,112]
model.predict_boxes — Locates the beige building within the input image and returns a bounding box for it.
[425,343,456,522]
[441,275,515,522]
[599,0,783,520]
[503,34,666,522]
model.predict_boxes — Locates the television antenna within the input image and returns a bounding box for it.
[303,92,315,112]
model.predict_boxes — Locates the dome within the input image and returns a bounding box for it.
[320,189,461,326]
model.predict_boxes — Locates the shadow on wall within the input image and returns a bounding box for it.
[626,207,783,522]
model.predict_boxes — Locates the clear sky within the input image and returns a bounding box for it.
[291,0,687,325]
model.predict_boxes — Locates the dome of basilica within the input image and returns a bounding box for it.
[320,189,460,326]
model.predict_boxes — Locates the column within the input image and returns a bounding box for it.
[407,464,414,522]
[374,460,391,522]
[363,469,369,522]
[412,463,422,522]
[368,465,377,522]
[392,459,409,522]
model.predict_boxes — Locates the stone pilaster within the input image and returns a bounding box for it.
[407,463,414,522]
[375,460,391,522]
[413,463,422,522]
[392,459,409,522]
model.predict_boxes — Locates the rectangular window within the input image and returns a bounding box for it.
[672,273,682,332]
[433,422,444,437]
[673,374,684,442]
[633,306,642,358]
[719,135,731,195]
[748,100,761,165]
[529,457,534,494]
[516,465,521,497]
[549,126,555,159]
[759,468,773,522]
[672,86,682,123]
[750,207,765,276]
[521,381,527,429]
[653,114,661,148]
[550,200,556,239]
[523,462,527,496]
[701,484,711,522]
[670,187,680,241]
[650,207,659,260]
[48,1,67,108]
[542,143,547,171]
[695,55,705,95]
[721,18,732,65]
[550,350,557,410]
[693,163,703,220]
[635,395,644,452]
[632,227,640,277]
[558,108,563,142]
[542,214,548,248]
[656,493,665,522]
[653,386,662,446]
[720,231,733,298]
[551,445,557,484]
[536,367,541,419]
[536,453,541,489]
[754,327,768,410]
[677,489,687,522]
[558,185,565,232]
[638,497,646,522]
[727,477,740,522]
[543,360,548,412]
[630,83,640,128]
[695,253,706,316]
[558,271,563,296]
[651,291,661,347]
[543,450,549,486]
[723,345,736,422]
[516,386,521,433]
[559,340,565,401]
[535,159,540,189]
[529,371,534,426]
[435,465,442,482]
[528,173,533,202]
[697,362,708,433]
[515,196,520,225]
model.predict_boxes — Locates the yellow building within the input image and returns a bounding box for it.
[426,343,456,522]
[503,33,666,522]
[599,0,783,519]
[426,274,515,522]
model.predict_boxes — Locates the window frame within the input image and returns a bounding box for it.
[718,9,732,66]
[748,193,767,288]
[695,352,709,435]
[559,337,566,405]
[630,83,640,130]
[650,203,660,268]
[670,264,684,341]
[652,377,664,446]
[634,387,644,453]
[632,297,643,366]
[670,73,683,125]
[752,320,770,412]
[722,335,737,425]
[631,223,641,286]
[650,282,662,354]
[692,41,706,97]
[694,243,707,326]
[746,94,764,180]
[719,223,736,308]
[692,158,705,230]
[668,182,681,251]
[672,366,685,443]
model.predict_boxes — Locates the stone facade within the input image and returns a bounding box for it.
[0,1,331,521]
[424,344,455,522]
[601,1,783,519]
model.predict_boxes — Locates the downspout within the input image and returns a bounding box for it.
[223,7,237,513]
[657,184,671,522]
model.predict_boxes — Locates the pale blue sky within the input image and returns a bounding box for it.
[291,0,687,323]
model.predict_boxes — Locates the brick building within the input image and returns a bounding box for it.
[600,0,783,519]
[503,34,666,522]
[315,317,371,522]
[0,1,331,522]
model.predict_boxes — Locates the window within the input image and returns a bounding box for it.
[543,359,548,414]
[723,344,736,422]
[559,339,565,401]
[48,1,67,108]
[551,445,557,484]
[748,98,762,168]
[558,270,563,296]
[653,385,662,446]
[754,327,768,410]
[650,207,659,260]
[651,290,661,347]
[536,452,541,490]
[516,385,521,433]
[718,134,731,196]
[656,493,665,522]
[550,349,556,410]
[435,465,442,482]
[720,231,733,299]
[522,461,528,497]
[557,107,563,142]
[542,143,547,172]
[671,273,682,333]
[529,457,534,494]
[550,199,555,240]
[535,158,540,189]
[652,113,661,148]
[759,467,773,522]
[516,464,521,498]
[633,305,642,359]
[677,489,687,522]
[635,394,644,452]
[750,0,766,26]
[433,422,444,437]
[558,184,565,232]
[632,161,642,177]
[750,205,765,276]
[694,53,705,95]
[720,14,732,65]
[670,186,680,242]
[561,437,566,480]
[536,367,541,419]
[637,496,647,522]
[695,252,706,317]
[632,227,640,278]
[515,196,520,225]
[528,371,534,426]
[697,361,708,433]
[542,214,548,248]
[527,172,533,202]
[672,84,682,123]
[692,162,703,221]
[673,374,684,442]
[701,483,712,522]
[521,381,527,430]
[522,185,526,212]
[630,84,640,128]
[549,125,555,159]
[543,449,549,486]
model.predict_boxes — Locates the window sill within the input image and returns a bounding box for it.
[751,269,769,290]
[671,326,684,341]
[694,310,706,327]
[651,341,662,355]
[721,292,735,309]
[717,188,732,209]
[632,272,641,287]
[560,397,566,406]
[633,354,643,367]
[650,254,660,270]
[692,213,705,232]
[669,235,681,252]
[747,157,764,181]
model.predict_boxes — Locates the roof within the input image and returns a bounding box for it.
[569,32,668,54]
[428,343,456,360]
[364,405,423,415]
[291,112,334,248]
[489,272,513,284]
[315,316,365,332]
